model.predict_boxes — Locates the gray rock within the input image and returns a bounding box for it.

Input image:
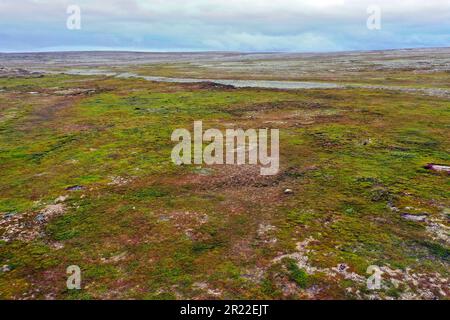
[66,185,84,191]
[2,212,16,220]
[2,265,11,273]
[34,214,46,223]
[424,164,450,173]
[401,213,427,222]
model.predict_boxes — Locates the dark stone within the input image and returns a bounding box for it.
[66,185,84,191]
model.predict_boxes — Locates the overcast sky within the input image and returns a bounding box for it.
[1,0,449,52]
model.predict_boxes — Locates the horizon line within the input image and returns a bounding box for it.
[1,46,450,55]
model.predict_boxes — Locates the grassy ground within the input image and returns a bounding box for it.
[0,72,448,299]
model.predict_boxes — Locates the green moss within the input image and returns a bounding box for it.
[284,258,309,289]
[420,241,450,261]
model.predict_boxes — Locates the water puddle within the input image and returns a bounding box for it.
[55,69,450,97]
[62,70,342,89]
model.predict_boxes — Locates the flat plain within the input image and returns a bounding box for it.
[0,48,449,299]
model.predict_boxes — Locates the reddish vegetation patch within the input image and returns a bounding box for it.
[160,210,210,241]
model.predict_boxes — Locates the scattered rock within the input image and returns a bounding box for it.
[2,212,16,219]
[272,237,318,274]
[34,204,66,224]
[426,221,450,244]
[0,204,66,242]
[50,242,65,250]
[101,252,127,264]
[207,288,223,297]
[192,282,223,297]
[158,215,170,222]
[54,195,68,203]
[337,263,348,272]
[184,229,196,239]
[371,187,392,202]
[424,164,450,174]
[66,185,83,191]
[34,214,46,223]
[387,201,400,212]
[241,267,265,283]
[108,176,131,186]
[256,223,277,245]
[329,263,365,283]
[401,213,428,222]
[194,167,214,176]
[284,188,293,194]
[192,282,208,290]
[54,88,96,96]
[273,238,448,299]
[257,223,276,237]
[1,265,11,273]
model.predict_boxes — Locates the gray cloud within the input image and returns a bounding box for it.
[0,0,449,52]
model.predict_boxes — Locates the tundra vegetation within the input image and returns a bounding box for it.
[0,50,448,300]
